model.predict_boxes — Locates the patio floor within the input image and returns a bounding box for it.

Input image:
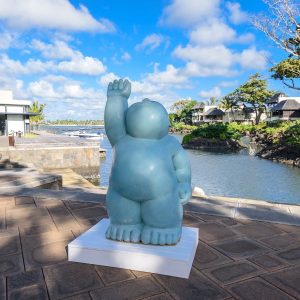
[0,194,300,300]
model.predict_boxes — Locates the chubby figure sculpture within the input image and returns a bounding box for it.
[104,79,192,245]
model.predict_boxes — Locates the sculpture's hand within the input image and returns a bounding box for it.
[178,182,192,205]
[107,79,131,99]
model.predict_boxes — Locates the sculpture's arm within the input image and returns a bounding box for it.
[104,79,131,147]
[172,146,192,205]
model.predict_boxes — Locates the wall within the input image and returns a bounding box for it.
[7,115,25,134]
[3,145,101,169]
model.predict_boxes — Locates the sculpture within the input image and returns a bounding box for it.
[104,79,192,245]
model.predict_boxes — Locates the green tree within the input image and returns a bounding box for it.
[220,94,239,123]
[170,99,197,125]
[270,58,300,90]
[252,0,300,90]
[207,97,218,105]
[235,73,274,125]
[29,100,46,124]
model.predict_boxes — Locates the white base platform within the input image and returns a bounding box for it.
[68,218,198,278]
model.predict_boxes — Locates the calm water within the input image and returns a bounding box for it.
[43,125,300,204]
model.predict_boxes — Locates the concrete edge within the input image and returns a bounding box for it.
[0,188,299,227]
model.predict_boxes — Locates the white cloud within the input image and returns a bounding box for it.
[28,80,58,98]
[135,34,165,52]
[238,47,268,70]
[147,64,187,85]
[226,2,249,24]
[0,54,54,75]
[58,56,106,75]
[159,0,220,28]
[121,52,131,61]
[189,19,236,45]
[99,72,119,87]
[174,44,235,69]
[0,0,115,32]
[237,33,255,44]
[199,86,222,98]
[31,39,80,59]
[0,32,16,49]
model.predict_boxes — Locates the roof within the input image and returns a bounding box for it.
[192,103,205,110]
[204,107,225,116]
[0,112,39,116]
[267,92,287,104]
[270,99,300,111]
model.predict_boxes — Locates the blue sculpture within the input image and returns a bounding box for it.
[104,79,192,245]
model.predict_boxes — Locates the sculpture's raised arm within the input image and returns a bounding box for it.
[104,79,131,147]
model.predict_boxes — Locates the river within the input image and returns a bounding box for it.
[42,125,300,205]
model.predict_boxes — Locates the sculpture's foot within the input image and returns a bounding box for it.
[141,226,182,245]
[106,223,143,243]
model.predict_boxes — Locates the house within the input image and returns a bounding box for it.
[191,103,220,124]
[269,99,300,121]
[203,108,225,123]
[266,93,300,121]
[0,90,37,136]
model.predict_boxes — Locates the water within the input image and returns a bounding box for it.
[42,125,300,205]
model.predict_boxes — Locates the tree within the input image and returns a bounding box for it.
[207,97,217,106]
[29,100,46,124]
[220,94,239,123]
[234,73,274,125]
[252,0,300,89]
[270,58,300,90]
[170,99,197,125]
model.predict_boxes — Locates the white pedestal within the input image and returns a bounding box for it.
[68,218,198,279]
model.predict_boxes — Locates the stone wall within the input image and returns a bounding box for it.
[1,145,101,169]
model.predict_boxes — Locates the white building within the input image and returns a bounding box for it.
[0,90,37,136]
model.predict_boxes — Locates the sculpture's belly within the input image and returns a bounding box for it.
[110,146,176,201]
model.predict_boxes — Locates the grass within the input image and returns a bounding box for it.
[24,133,38,138]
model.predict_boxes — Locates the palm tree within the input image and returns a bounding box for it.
[220,95,238,123]
[29,100,46,125]
[207,97,217,106]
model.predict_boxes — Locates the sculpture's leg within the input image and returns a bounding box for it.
[106,188,142,242]
[141,194,182,245]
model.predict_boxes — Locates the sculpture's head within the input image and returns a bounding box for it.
[126,98,169,139]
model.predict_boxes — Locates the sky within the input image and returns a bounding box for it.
[0,0,297,120]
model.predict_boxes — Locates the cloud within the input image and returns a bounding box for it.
[58,56,106,75]
[135,34,165,52]
[99,72,119,87]
[238,47,268,70]
[0,54,54,75]
[146,63,187,85]
[189,19,236,46]
[0,0,115,32]
[121,52,131,61]
[31,39,80,59]
[174,44,235,69]
[28,80,58,98]
[199,86,222,98]
[0,32,16,49]
[226,2,249,24]
[159,0,220,28]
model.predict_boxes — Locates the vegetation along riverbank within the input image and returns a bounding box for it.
[182,121,300,167]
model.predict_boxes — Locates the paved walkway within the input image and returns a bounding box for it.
[0,193,299,300]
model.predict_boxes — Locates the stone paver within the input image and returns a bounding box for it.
[212,238,269,259]
[0,193,299,299]
[228,278,294,300]
[203,261,263,285]
[44,262,103,299]
[90,276,163,300]
[262,266,300,299]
